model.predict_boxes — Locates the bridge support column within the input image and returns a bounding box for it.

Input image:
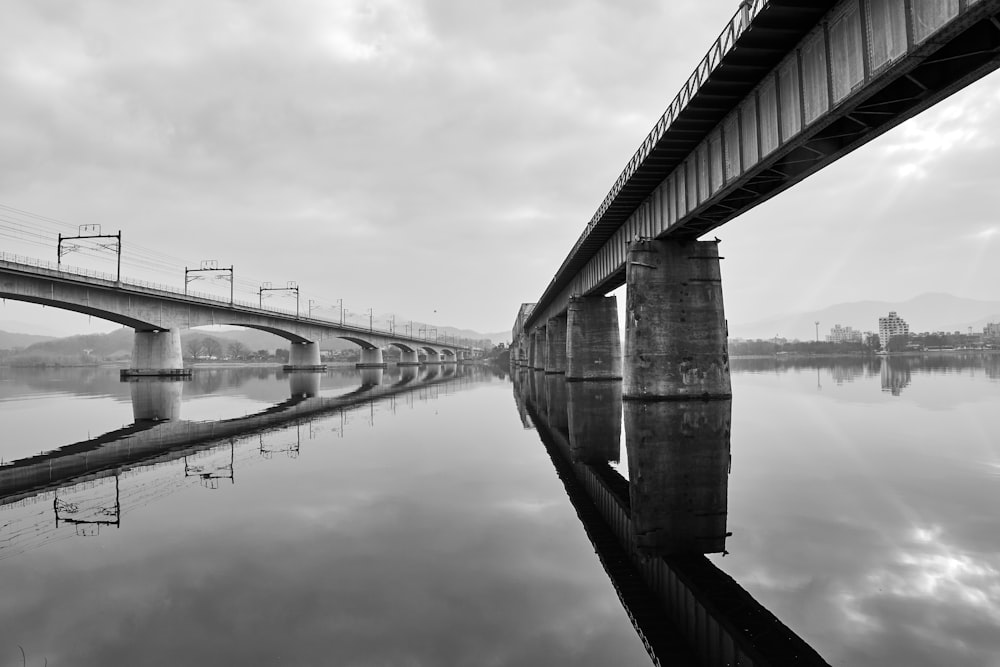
[418,352,428,364]
[545,315,567,374]
[566,295,622,380]
[357,347,387,368]
[455,350,465,363]
[398,349,420,366]
[624,239,730,400]
[532,329,547,370]
[123,329,189,378]
[284,341,326,371]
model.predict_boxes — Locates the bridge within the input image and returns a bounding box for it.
[0,253,471,375]
[512,0,1000,399]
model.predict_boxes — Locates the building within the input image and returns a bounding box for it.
[878,311,910,351]
[984,322,1000,339]
[827,324,862,344]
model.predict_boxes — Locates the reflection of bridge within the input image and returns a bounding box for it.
[516,368,830,666]
[512,1,1000,401]
[0,365,480,510]
[0,255,469,375]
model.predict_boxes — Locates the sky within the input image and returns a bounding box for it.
[1,0,999,339]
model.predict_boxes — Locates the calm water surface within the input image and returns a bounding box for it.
[0,356,998,666]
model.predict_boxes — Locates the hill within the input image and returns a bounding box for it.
[0,329,54,349]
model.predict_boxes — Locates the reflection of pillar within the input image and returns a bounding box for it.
[289,371,321,398]
[360,368,384,386]
[399,349,420,366]
[545,315,568,374]
[544,374,568,434]
[624,239,730,399]
[399,366,419,383]
[532,370,548,416]
[130,378,184,422]
[567,296,622,380]
[624,399,731,555]
[357,347,386,368]
[284,341,326,371]
[124,328,189,377]
[567,381,622,464]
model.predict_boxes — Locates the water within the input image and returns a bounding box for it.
[1,357,998,666]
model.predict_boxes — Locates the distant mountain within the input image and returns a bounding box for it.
[0,329,54,350]
[735,293,1000,341]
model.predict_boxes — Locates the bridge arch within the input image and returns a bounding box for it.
[0,291,162,331]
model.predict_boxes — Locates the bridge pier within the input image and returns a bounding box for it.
[283,341,326,371]
[357,347,387,368]
[123,329,189,378]
[544,315,567,374]
[531,329,547,370]
[624,239,730,400]
[566,295,622,381]
[398,349,420,366]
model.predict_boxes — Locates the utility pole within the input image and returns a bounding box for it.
[259,281,300,317]
[815,321,820,343]
[185,260,234,304]
[57,225,122,281]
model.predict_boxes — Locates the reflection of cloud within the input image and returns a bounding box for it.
[836,525,1000,665]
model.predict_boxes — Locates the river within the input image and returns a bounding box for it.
[1,356,998,666]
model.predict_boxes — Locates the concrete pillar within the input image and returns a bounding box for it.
[455,350,465,362]
[284,341,326,371]
[443,351,457,364]
[532,329,547,370]
[399,349,420,366]
[360,368,384,386]
[545,315,568,374]
[357,347,386,368]
[130,379,184,422]
[567,381,622,464]
[624,239,730,400]
[124,328,188,377]
[289,371,321,398]
[624,399,731,556]
[418,352,428,364]
[566,296,622,381]
[527,333,536,368]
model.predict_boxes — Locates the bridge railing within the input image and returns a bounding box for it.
[0,251,467,346]
[569,0,766,259]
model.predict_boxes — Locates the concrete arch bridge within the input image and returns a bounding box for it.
[0,255,469,375]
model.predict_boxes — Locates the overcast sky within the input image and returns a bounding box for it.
[1,0,998,339]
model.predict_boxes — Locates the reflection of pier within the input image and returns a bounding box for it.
[516,369,829,666]
[0,366,485,508]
